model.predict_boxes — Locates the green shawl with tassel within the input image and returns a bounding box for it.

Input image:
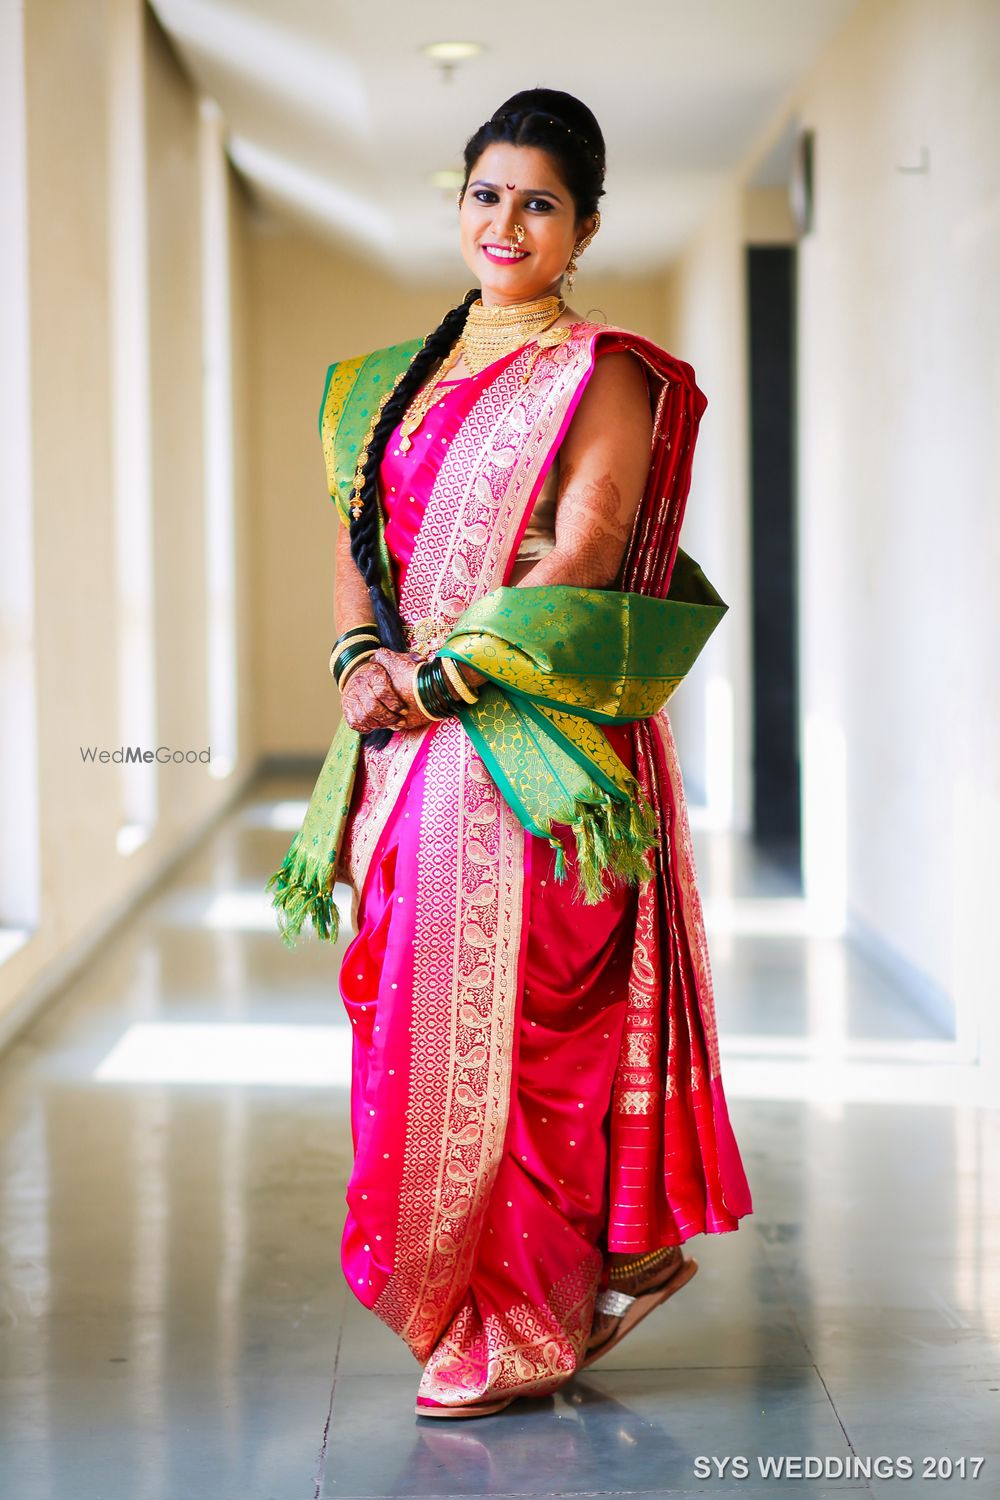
[266,551,727,947]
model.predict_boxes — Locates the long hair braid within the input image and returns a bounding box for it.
[348,286,480,748]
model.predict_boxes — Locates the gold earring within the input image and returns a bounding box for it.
[564,211,600,290]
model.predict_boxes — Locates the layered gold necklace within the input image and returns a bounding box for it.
[398,294,566,453]
[459,293,565,375]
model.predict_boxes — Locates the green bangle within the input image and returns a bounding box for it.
[431,659,459,715]
[333,624,380,649]
[330,627,380,680]
[417,659,454,718]
[412,663,445,721]
[337,650,376,691]
[418,658,459,718]
[334,641,377,685]
[334,639,377,673]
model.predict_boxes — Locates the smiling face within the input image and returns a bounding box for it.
[459,142,595,307]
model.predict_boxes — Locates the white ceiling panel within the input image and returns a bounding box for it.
[150,0,859,279]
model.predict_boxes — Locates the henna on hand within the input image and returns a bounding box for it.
[370,648,432,732]
[340,660,408,734]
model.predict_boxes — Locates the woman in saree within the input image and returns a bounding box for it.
[267,88,753,1418]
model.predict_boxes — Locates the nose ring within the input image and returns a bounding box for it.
[509,223,526,248]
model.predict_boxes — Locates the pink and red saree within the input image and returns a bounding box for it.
[332,320,752,1406]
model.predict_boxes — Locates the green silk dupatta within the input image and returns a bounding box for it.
[439,554,725,897]
[266,552,727,946]
[318,336,422,602]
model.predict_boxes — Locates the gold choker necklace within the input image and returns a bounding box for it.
[396,294,567,453]
[458,294,565,376]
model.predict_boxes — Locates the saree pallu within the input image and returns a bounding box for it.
[333,322,753,1406]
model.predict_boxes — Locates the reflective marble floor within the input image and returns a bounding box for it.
[1,771,998,1499]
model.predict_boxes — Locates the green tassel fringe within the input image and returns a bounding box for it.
[553,786,660,905]
[264,831,340,950]
[267,792,657,938]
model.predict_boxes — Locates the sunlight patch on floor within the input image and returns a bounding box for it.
[94,1022,354,1086]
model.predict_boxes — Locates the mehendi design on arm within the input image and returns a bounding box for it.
[510,350,652,591]
[520,457,639,588]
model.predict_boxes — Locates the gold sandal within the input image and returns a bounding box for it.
[580,1247,698,1370]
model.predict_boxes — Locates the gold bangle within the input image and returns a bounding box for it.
[440,655,479,704]
[411,663,445,722]
[337,649,376,692]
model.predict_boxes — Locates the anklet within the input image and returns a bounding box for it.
[608,1246,679,1283]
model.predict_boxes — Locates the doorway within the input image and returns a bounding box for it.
[747,245,801,884]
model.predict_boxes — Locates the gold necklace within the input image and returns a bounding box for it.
[397,294,566,452]
[397,344,463,453]
[459,294,565,376]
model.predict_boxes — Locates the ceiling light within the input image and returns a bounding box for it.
[422,41,483,63]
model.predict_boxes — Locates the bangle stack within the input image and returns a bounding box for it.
[330,627,481,722]
[412,655,480,722]
[330,625,381,691]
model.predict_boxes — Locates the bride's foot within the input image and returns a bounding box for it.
[589,1248,681,1341]
[415,1392,516,1419]
[582,1246,696,1367]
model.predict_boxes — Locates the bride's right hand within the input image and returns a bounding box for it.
[340,659,409,734]
[340,654,430,734]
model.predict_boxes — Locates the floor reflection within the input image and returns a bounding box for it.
[0,770,996,1500]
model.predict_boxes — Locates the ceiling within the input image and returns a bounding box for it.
[149,0,859,283]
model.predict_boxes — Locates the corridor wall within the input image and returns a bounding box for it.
[0,1,256,1044]
[663,0,1000,1054]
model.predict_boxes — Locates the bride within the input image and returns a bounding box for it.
[267,86,753,1419]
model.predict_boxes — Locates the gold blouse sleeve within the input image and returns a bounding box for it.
[513,453,559,563]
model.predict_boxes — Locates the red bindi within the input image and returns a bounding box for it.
[506,183,516,190]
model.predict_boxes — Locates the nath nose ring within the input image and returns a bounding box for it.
[509,223,526,247]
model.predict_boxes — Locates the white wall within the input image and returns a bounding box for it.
[665,0,1000,1055]
[796,0,999,1050]
[0,1,257,1043]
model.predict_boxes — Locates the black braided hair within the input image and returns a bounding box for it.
[348,286,480,748]
[461,88,606,223]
